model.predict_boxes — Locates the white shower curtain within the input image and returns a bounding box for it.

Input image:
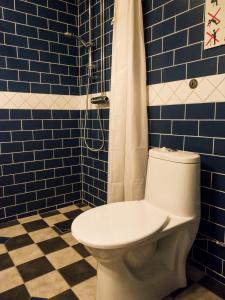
[107,0,148,203]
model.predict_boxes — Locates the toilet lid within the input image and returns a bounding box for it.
[71,201,168,249]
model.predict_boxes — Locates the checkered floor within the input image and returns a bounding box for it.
[0,203,223,300]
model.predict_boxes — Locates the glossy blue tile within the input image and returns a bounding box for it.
[15,172,35,184]
[3,9,26,24]
[0,154,12,165]
[27,15,48,29]
[218,55,225,74]
[31,83,50,94]
[2,163,24,175]
[1,142,23,154]
[148,70,162,85]
[214,139,225,156]
[162,64,186,82]
[10,109,31,119]
[39,29,58,42]
[199,121,225,138]
[173,121,198,136]
[161,105,185,119]
[201,154,225,174]
[187,58,217,78]
[176,6,203,31]
[29,38,49,51]
[27,199,46,211]
[13,152,34,163]
[35,150,53,160]
[5,203,27,216]
[18,48,39,60]
[44,139,62,149]
[47,195,64,206]
[164,0,188,19]
[0,68,18,80]
[0,20,15,34]
[24,141,43,151]
[7,58,29,70]
[0,121,21,131]
[163,30,187,51]
[189,23,204,44]
[201,171,211,187]
[15,0,37,14]
[5,34,28,47]
[45,158,62,169]
[193,247,222,274]
[144,8,162,28]
[152,51,174,69]
[210,206,225,227]
[186,103,215,119]
[0,196,15,209]
[8,81,30,93]
[19,71,40,83]
[22,120,42,130]
[152,18,175,39]
[185,137,213,154]
[16,24,38,38]
[36,169,54,180]
[32,110,52,119]
[216,103,225,119]
[0,0,14,9]
[160,134,184,150]
[0,109,9,119]
[146,39,162,56]
[175,43,202,64]
[33,130,52,140]
[212,173,225,193]
[0,132,11,142]
[38,6,57,20]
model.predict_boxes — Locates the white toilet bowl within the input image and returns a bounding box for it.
[72,148,200,300]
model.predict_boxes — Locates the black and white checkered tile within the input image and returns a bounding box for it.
[0,203,224,300]
[0,203,97,300]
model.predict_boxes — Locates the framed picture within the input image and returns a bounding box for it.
[204,0,225,49]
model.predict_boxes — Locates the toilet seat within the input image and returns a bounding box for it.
[71,201,168,250]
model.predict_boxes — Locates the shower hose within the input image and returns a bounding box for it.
[83,77,105,152]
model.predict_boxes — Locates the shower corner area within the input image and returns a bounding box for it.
[78,0,113,208]
[0,0,114,224]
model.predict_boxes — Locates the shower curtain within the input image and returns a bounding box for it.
[107,0,148,203]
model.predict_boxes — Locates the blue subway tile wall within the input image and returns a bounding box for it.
[80,109,109,206]
[0,0,79,94]
[148,102,225,286]
[0,109,82,222]
[79,0,114,95]
[143,0,225,85]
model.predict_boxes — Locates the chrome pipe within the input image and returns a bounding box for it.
[63,32,93,48]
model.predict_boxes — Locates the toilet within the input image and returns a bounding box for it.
[72,148,200,300]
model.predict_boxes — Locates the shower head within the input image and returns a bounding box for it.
[63,32,93,48]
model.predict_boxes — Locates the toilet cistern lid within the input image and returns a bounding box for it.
[71,201,168,249]
[150,148,200,164]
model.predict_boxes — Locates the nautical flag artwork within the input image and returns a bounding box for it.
[204,0,225,49]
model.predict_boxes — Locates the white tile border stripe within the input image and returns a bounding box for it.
[148,73,225,106]
[0,91,110,110]
[0,74,225,110]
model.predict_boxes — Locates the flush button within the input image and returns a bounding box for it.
[161,147,177,152]
[161,147,168,152]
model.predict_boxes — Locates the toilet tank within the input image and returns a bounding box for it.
[145,148,200,218]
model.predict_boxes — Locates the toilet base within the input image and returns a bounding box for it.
[96,254,186,300]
